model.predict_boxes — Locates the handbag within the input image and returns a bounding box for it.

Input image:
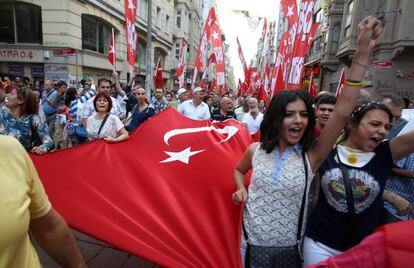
[244,152,309,268]
[336,150,359,245]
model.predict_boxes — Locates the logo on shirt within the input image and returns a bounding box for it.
[321,168,380,213]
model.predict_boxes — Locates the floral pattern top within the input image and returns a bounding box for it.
[0,106,54,152]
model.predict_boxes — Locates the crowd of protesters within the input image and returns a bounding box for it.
[0,71,273,154]
[1,16,414,268]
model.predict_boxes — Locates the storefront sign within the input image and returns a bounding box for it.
[0,48,43,62]
[32,65,44,75]
[45,64,69,74]
[45,64,70,83]
[53,48,77,57]
[9,64,22,74]
[0,49,36,59]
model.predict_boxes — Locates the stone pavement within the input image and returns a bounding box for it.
[35,229,159,268]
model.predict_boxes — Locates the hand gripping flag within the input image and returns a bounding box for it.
[31,107,251,268]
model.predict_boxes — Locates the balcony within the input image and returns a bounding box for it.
[305,50,323,66]
[337,35,357,58]
[321,52,340,65]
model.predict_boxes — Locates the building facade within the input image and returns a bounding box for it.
[172,0,202,90]
[305,0,414,99]
[0,0,203,90]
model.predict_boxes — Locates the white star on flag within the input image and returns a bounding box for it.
[160,147,205,164]
[128,0,135,12]
[287,6,294,18]
[109,44,115,54]
[211,31,219,40]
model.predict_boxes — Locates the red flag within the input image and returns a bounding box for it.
[210,78,216,93]
[31,107,251,267]
[108,28,116,66]
[336,68,346,98]
[257,83,270,107]
[287,0,318,89]
[176,39,186,88]
[308,72,317,99]
[236,37,248,78]
[237,79,242,98]
[281,0,299,28]
[192,8,216,91]
[210,22,225,85]
[124,0,138,74]
[154,58,164,88]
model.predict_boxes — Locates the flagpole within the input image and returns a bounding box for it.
[145,0,153,98]
[112,28,116,72]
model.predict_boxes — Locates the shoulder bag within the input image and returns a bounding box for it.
[336,150,359,245]
[97,113,110,136]
[244,152,309,268]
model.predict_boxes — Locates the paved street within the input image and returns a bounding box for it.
[35,229,159,268]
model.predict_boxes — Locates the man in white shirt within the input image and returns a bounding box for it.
[81,78,124,127]
[178,87,210,120]
[242,98,263,134]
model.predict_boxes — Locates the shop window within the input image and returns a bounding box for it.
[82,15,112,54]
[137,40,146,68]
[0,3,42,44]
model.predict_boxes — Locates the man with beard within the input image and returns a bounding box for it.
[314,94,336,137]
[242,98,263,135]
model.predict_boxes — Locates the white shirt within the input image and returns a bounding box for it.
[81,96,123,120]
[178,99,210,120]
[242,112,264,134]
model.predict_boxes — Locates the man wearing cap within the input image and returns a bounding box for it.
[170,88,189,109]
[178,87,210,120]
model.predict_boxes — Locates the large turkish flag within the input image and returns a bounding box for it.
[31,107,251,267]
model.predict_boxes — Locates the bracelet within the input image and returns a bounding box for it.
[344,79,365,87]
[352,59,368,68]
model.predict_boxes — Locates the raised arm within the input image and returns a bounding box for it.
[308,16,382,173]
[390,130,414,163]
[112,71,125,97]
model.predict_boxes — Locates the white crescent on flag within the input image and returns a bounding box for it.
[163,126,239,146]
